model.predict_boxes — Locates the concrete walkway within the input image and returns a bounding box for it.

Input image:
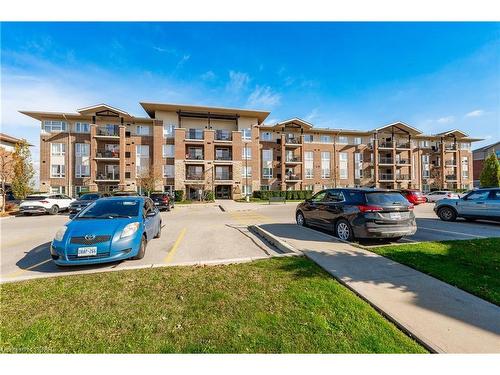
[254,223,500,353]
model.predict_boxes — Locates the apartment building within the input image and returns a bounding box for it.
[21,102,480,198]
[472,141,500,187]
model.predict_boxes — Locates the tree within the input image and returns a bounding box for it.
[479,153,500,188]
[11,141,35,200]
[136,168,162,196]
[0,148,14,212]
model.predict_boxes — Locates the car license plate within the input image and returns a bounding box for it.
[390,212,402,220]
[77,247,97,257]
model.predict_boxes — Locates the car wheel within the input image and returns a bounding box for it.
[392,236,404,242]
[49,205,59,215]
[132,236,147,260]
[154,222,162,239]
[437,207,457,222]
[335,219,354,241]
[296,211,306,226]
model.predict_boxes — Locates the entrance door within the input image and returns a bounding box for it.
[215,185,231,199]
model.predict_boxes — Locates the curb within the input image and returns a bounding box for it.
[249,225,302,255]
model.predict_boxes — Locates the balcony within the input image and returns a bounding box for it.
[395,158,410,165]
[285,156,301,163]
[379,157,394,165]
[378,141,394,149]
[446,174,458,181]
[95,149,119,160]
[185,173,204,181]
[396,141,411,149]
[95,172,120,182]
[186,129,204,141]
[186,153,204,161]
[445,160,457,166]
[396,174,410,181]
[95,125,120,138]
[285,174,301,182]
[379,173,394,181]
[215,130,232,141]
[284,137,301,146]
[444,144,458,151]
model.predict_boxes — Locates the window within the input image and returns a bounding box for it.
[338,136,348,144]
[74,186,89,197]
[262,149,273,179]
[260,185,270,191]
[325,190,344,202]
[74,143,89,157]
[241,128,251,140]
[50,186,66,194]
[44,121,67,132]
[75,143,90,178]
[305,151,314,179]
[242,185,252,197]
[261,132,272,141]
[304,184,314,191]
[75,122,90,133]
[163,123,176,137]
[321,152,330,178]
[355,152,363,179]
[75,165,90,178]
[136,145,149,175]
[465,190,490,200]
[419,140,430,148]
[422,155,430,178]
[320,135,331,143]
[163,165,174,178]
[51,143,66,156]
[462,156,469,178]
[242,166,252,177]
[136,125,150,135]
[163,144,174,158]
[51,164,65,178]
[339,152,348,179]
[303,134,313,143]
[311,191,326,202]
[242,146,252,159]
[422,184,430,193]
[461,142,471,150]
[353,137,362,145]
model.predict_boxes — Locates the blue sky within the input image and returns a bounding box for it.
[1,22,499,161]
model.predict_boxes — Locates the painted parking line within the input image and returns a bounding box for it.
[417,226,487,238]
[164,228,187,264]
[3,258,52,279]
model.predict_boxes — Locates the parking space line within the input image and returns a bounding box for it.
[417,226,486,238]
[4,258,52,279]
[164,228,187,264]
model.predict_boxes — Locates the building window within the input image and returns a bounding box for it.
[260,185,270,191]
[321,152,331,178]
[261,132,272,141]
[304,184,314,191]
[354,152,363,179]
[163,124,176,138]
[136,125,150,135]
[339,152,348,179]
[75,165,90,178]
[51,164,65,178]
[164,185,174,193]
[50,186,66,194]
[74,186,89,197]
[51,143,66,156]
[75,143,90,178]
[303,134,313,143]
[242,146,252,159]
[422,155,430,178]
[353,137,362,145]
[419,140,430,148]
[305,151,314,179]
[241,128,252,140]
[163,165,174,178]
[44,120,67,132]
[75,122,90,133]
[163,144,174,158]
[461,156,469,178]
[75,143,89,157]
[125,172,131,179]
[242,166,252,177]
[422,184,430,193]
[136,145,150,175]
[461,142,471,150]
[320,135,331,143]
[242,184,252,197]
[338,136,348,144]
[262,149,273,178]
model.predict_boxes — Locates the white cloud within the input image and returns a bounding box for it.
[226,71,250,93]
[247,85,281,108]
[176,54,190,68]
[200,70,216,81]
[465,109,485,117]
[305,108,319,122]
[436,116,455,124]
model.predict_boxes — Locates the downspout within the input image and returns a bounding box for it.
[63,114,72,196]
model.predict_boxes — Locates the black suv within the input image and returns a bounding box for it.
[150,192,174,211]
[69,192,111,214]
[295,188,416,241]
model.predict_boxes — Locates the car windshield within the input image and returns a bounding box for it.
[150,194,165,199]
[77,200,140,219]
[366,192,408,205]
[79,193,101,200]
[25,195,48,200]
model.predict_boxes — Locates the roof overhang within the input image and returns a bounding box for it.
[373,122,422,135]
[77,104,130,117]
[436,129,469,138]
[0,133,33,146]
[273,118,314,130]
[140,102,270,123]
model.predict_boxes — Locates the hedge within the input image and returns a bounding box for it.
[252,190,313,200]
[174,190,185,202]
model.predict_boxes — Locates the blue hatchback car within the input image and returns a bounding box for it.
[51,196,162,266]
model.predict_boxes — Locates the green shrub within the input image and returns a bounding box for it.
[204,190,215,202]
[174,190,184,202]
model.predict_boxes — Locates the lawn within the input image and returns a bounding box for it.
[370,238,500,306]
[0,257,425,353]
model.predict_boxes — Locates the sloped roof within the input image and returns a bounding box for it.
[77,104,130,116]
[273,118,314,129]
[435,129,469,138]
[373,121,422,135]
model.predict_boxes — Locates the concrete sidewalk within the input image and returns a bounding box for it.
[255,223,500,353]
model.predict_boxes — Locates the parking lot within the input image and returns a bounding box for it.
[1,201,499,282]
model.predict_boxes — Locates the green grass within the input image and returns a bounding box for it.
[369,238,500,306]
[0,257,425,353]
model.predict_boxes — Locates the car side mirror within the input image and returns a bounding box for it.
[146,211,157,217]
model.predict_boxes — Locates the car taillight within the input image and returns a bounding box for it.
[162,197,169,202]
[358,205,383,213]
[39,200,49,204]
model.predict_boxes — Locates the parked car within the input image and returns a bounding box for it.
[150,192,174,211]
[69,192,111,215]
[50,196,162,266]
[424,190,459,202]
[400,189,426,205]
[434,188,500,222]
[296,188,416,241]
[19,193,74,215]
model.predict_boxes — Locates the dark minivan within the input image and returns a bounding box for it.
[296,188,416,241]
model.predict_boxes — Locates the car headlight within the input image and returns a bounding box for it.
[120,222,140,238]
[54,226,67,241]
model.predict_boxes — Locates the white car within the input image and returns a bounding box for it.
[424,190,460,203]
[19,193,75,215]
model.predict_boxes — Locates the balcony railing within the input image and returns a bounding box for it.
[395,158,410,165]
[285,174,301,181]
[379,173,394,180]
[186,173,204,180]
[96,125,120,137]
[186,153,204,160]
[215,153,232,161]
[444,144,457,151]
[215,173,232,180]
[96,150,119,158]
[96,173,120,181]
[445,160,457,166]
[378,141,394,148]
[285,137,301,145]
[396,174,410,180]
[396,142,411,149]
[215,130,232,141]
[379,157,394,164]
[285,156,301,162]
[186,129,204,140]
[446,175,458,181]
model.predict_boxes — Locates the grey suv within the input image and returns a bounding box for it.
[434,188,500,222]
